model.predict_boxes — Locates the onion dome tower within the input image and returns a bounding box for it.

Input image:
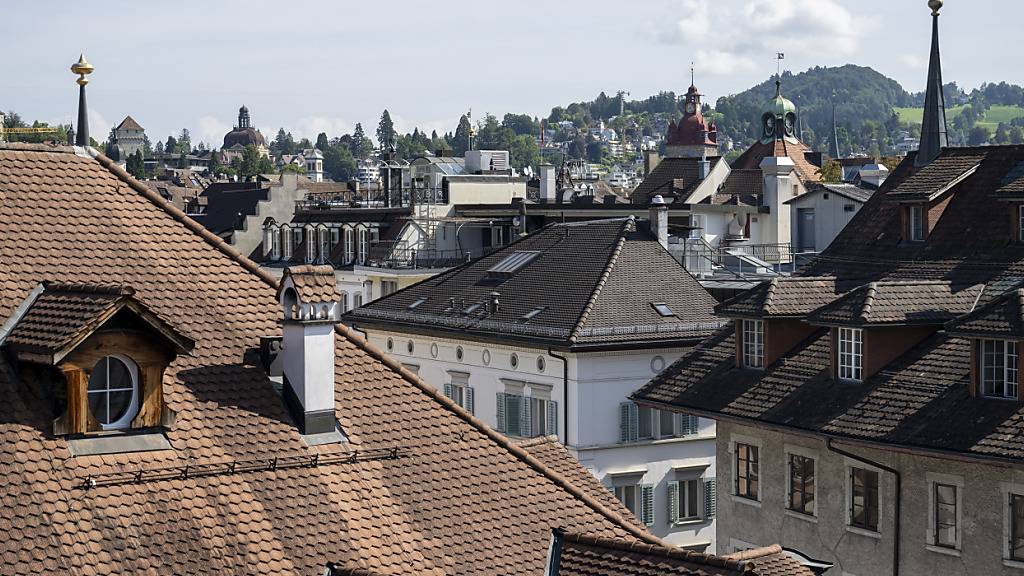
[759,80,799,145]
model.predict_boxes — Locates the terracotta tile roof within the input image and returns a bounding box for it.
[730,139,822,183]
[806,280,983,326]
[723,545,817,576]
[279,264,339,303]
[347,217,724,349]
[1,282,193,362]
[631,157,723,205]
[517,436,644,531]
[946,287,1024,339]
[715,277,841,319]
[0,143,660,575]
[549,531,813,576]
[115,115,144,131]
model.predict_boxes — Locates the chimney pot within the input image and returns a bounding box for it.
[649,195,669,248]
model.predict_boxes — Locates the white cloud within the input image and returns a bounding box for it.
[197,115,230,148]
[663,0,861,77]
[900,54,926,70]
[88,109,111,142]
[295,116,354,141]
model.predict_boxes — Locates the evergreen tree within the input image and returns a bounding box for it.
[126,150,146,179]
[178,129,191,154]
[142,134,152,158]
[315,132,329,151]
[165,136,177,156]
[376,110,396,150]
[323,140,356,181]
[208,151,222,175]
[350,123,374,158]
[452,115,472,156]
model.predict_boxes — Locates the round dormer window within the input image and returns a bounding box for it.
[456,346,464,361]
[386,337,394,351]
[407,340,415,354]
[537,356,546,372]
[87,355,139,430]
[510,353,519,369]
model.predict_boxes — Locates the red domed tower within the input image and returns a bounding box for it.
[665,81,718,158]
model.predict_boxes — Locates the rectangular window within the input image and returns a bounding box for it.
[305,228,316,263]
[788,454,815,516]
[496,392,523,437]
[1011,493,1024,561]
[620,403,694,442]
[282,227,293,259]
[344,228,355,263]
[933,483,957,548]
[357,228,369,264]
[614,484,638,516]
[909,205,925,241]
[669,479,702,523]
[838,327,863,381]
[980,339,1019,399]
[270,229,281,260]
[444,373,474,414]
[735,443,759,501]
[850,467,879,532]
[381,280,398,297]
[638,406,654,440]
[742,320,764,369]
[659,410,676,438]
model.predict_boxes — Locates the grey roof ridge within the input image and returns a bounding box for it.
[761,277,780,316]
[859,282,878,323]
[568,217,633,344]
[333,321,664,547]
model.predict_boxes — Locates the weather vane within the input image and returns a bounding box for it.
[776,53,785,78]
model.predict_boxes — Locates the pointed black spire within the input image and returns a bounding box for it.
[71,55,94,147]
[831,102,841,159]
[917,0,948,167]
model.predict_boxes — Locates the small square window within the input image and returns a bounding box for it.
[849,467,879,532]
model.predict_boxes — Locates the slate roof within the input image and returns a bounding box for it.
[194,181,271,235]
[631,156,723,205]
[0,282,193,362]
[806,280,984,327]
[548,531,815,576]
[635,145,1024,465]
[279,264,339,303]
[346,217,724,349]
[786,182,874,204]
[715,277,842,319]
[730,139,822,183]
[716,169,763,201]
[885,150,985,201]
[0,142,659,575]
[946,288,1024,339]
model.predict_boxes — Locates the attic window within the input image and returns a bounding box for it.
[652,303,675,317]
[408,297,428,310]
[522,307,545,321]
[487,251,540,278]
[909,205,925,242]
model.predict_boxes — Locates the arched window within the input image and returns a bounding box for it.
[270,224,281,260]
[87,355,140,430]
[344,227,355,264]
[357,227,369,265]
[305,225,316,263]
[281,224,293,259]
[317,225,330,263]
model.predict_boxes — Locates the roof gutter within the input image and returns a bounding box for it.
[825,438,900,576]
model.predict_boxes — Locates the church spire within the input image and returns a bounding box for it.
[917,0,948,167]
[831,101,841,159]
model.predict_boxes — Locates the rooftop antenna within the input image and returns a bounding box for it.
[690,61,695,87]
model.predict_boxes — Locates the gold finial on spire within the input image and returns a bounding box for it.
[929,0,943,16]
[71,54,94,86]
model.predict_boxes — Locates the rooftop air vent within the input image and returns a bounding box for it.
[486,250,541,279]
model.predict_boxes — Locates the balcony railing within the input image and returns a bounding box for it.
[673,239,817,277]
[363,240,499,270]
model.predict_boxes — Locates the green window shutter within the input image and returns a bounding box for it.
[546,400,558,436]
[641,484,655,527]
[667,481,680,526]
[704,478,717,519]
[443,382,453,400]
[465,386,475,415]
[507,394,522,436]
[496,392,506,433]
[628,403,638,442]
[521,396,532,437]
[619,402,631,443]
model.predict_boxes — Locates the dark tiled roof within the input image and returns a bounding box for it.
[715,277,841,319]
[347,217,723,349]
[550,531,751,576]
[196,181,271,234]
[0,143,658,574]
[885,150,985,201]
[717,169,763,199]
[631,157,723,205]
[946,288,1024,339]
[730,139,821,183]
[788,182,874,204]
[279,264,339,303]
[806,280,983,326]
[1,282,192,361]
[637,145,1024,464]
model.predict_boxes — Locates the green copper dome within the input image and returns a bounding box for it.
[764,80,796,118]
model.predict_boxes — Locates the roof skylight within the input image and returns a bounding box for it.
[463,303,482,315]
[487,251,541,278]
[652,303,675,317]
[522,307,545,321]
[408,297,428,310]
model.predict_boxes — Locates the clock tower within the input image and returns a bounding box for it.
[665,80,718,159]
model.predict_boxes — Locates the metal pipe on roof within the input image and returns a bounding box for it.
[548,348,569,445]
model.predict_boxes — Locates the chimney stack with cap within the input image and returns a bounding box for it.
[649,195,669,248]
[539,164,557,203]
[277,265,341,436]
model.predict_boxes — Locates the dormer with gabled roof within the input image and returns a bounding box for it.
[947,287,1024,399]
[0,282,193,435]
[885,150,985,243]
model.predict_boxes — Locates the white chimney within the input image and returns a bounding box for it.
[277,265,340,435]
[649,194,669,248]
[698,155,711,180]
[539,164,557,203]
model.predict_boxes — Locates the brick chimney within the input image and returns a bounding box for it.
[277,265,340,435]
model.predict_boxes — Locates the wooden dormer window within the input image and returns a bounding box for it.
[837,327,863,382]
[742,320,764,369]
[0,282,193,436]
[978,339,1019,400]
[907,205,926,242]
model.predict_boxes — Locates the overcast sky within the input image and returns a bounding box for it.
[4,0,1021,147]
